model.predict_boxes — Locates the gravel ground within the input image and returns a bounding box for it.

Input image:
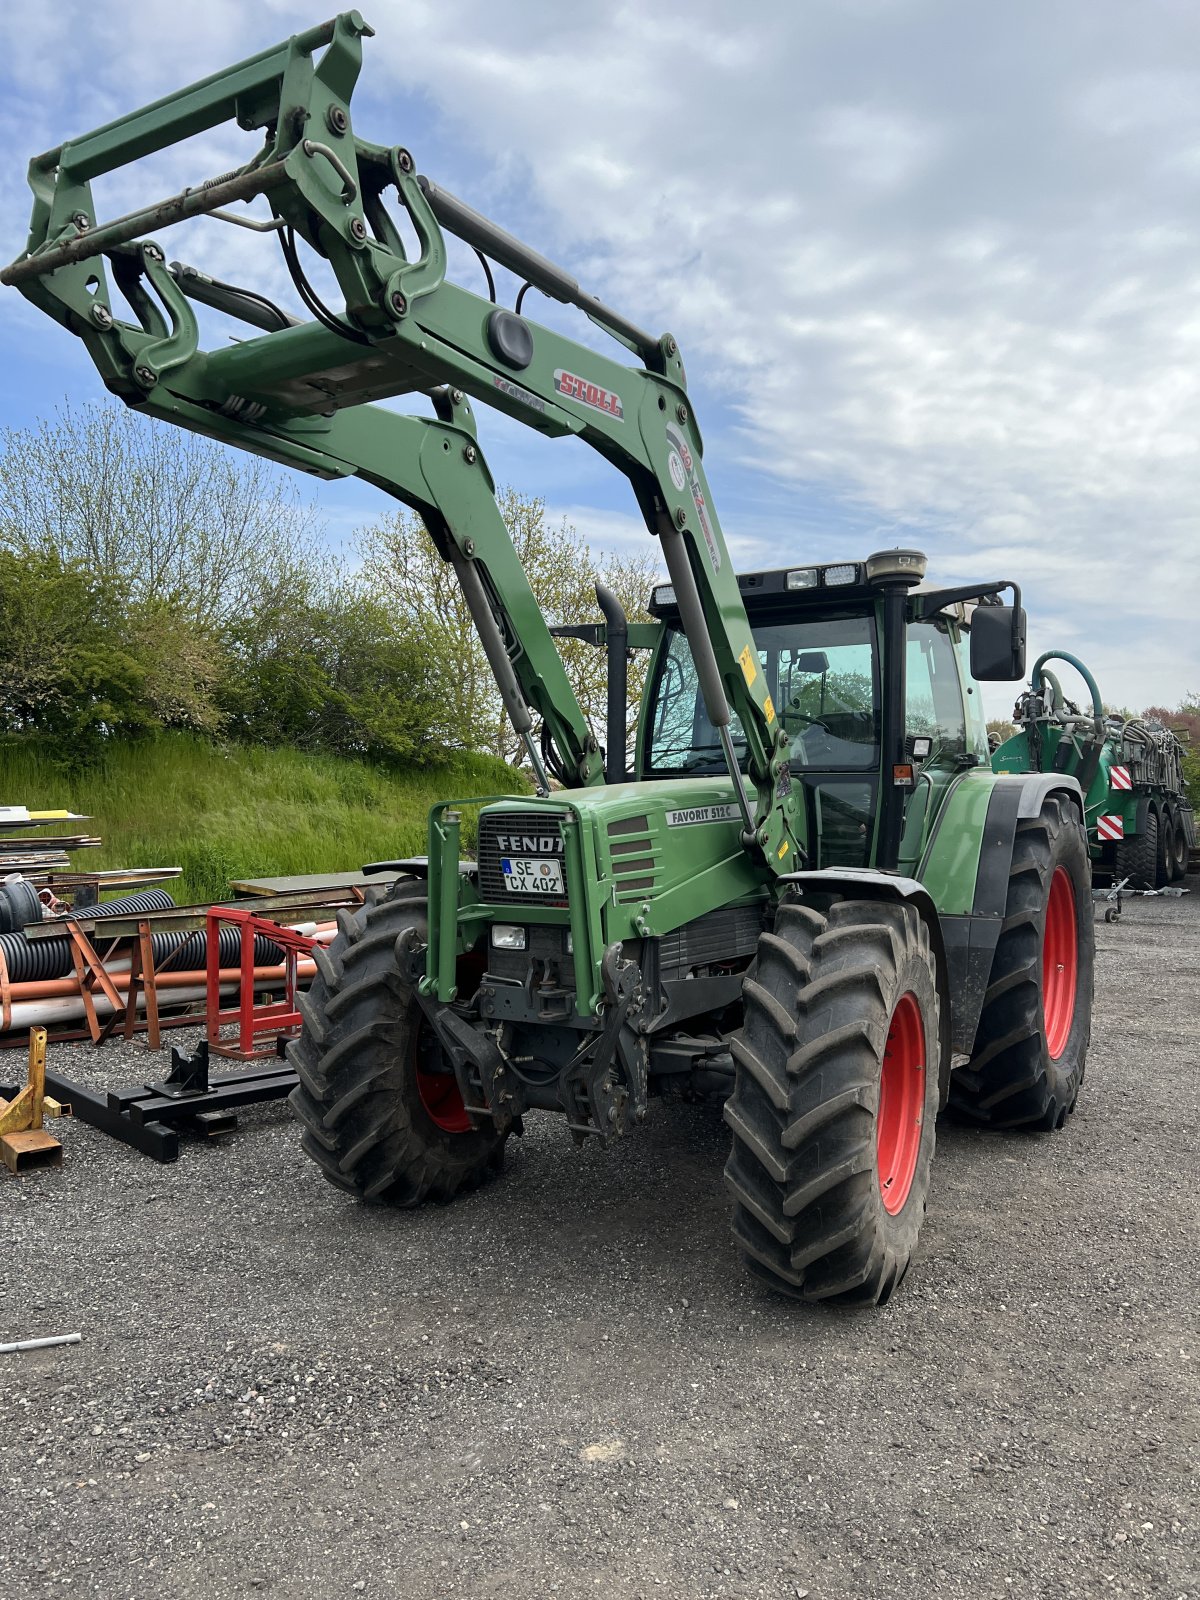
[2,884,1197,1600]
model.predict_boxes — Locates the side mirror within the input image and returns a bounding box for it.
[970,603,1026,681]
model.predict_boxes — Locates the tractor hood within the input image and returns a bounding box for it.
[477,777,770,942]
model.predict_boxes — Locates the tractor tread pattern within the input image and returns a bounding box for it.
[286,882,503,1206]
[1114,808,1158,891]
[950,796,1093,1130]
[723,895,939,1306]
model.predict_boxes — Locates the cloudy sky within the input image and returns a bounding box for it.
[2,0,1198,716]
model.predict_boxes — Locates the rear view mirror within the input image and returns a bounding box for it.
[794,651,830,674]
[970,604,1027,681]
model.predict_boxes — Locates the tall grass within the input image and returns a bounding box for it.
[0,734,527,906]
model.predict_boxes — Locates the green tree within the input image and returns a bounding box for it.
[0,548,152,752]
[219,570,443,764]
[356,489,660,767]
[0,403,321,624]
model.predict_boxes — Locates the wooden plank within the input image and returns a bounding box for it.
[22,889,362,941]
[229,870,400,895]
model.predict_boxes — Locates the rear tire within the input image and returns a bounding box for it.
[724,896,941,1307]
[1115,808,1158,890]
[288,883,506,1204]
[951,796,1093,1130]
[1166,809,1188,883]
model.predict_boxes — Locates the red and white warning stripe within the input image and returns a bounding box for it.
[1097,814,1125,841]
[1110,765,1132,790]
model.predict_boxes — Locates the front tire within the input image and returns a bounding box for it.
[950,796,1093,1130]
[288,884,506,1205]
[724,896,941,1307]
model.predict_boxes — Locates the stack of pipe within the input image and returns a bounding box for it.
[0,880,332,1035]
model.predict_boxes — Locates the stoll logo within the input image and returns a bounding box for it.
[553,368,624,420]
[495,833,562,855]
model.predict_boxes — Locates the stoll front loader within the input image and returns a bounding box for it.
[991,652,1195,889]
[4,13,1095,1304]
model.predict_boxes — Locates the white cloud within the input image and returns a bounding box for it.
[2,0,1198,712]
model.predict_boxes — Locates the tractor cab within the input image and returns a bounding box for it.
[640,554,1004,875]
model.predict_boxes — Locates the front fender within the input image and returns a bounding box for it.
[777,867,953,1106]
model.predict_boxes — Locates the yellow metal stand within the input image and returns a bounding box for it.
[0,1028,67,1173]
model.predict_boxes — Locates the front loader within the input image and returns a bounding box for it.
[4,11,1095,1304]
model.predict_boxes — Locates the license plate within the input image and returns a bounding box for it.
[500,856,564,895]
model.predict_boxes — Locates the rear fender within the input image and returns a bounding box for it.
[782,772,1084,1083]
[935,774,1083,1058]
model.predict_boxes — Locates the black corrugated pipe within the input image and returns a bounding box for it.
[0,877,44,934]
[0,888,284,985]
[595,581,628,784]
[0,923,285,985]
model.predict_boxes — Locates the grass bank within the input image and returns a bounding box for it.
[0,734,527,906]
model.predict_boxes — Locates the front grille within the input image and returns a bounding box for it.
[477,810,568,906]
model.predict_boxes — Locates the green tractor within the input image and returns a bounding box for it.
[5,12,1095,1304]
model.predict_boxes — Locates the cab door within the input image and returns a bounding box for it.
[898,617,979,870]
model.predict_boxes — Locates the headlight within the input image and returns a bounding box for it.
[491,924,526,950]
[786,568,819,590]
[651,584,676,608]
[822,563,858,586]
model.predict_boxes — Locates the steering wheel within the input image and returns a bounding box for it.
[784,709,831,733]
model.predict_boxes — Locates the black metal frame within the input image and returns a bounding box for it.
[1,1041,298,1163]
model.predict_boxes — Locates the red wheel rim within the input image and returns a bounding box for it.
[412,953,478,1135]
[1043,866,1078,1060]
[415,1061,472,1134]
[877,992,926,1216]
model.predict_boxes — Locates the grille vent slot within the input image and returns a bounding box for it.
[607,815,658,901]
[658,904,764,974]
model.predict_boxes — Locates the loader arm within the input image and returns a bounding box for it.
[2,9,802,869]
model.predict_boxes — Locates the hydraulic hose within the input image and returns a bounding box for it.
[1030,652,1104,741]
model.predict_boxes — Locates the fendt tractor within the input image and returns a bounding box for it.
[4,14,1095,1304]
[992,652,1195,890]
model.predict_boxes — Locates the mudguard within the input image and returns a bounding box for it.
[777,866,954,1105]
[782,772,1084,1083]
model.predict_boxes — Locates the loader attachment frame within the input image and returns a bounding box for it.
[3,9,803,871]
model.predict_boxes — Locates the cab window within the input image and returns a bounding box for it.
[954,628,992,762]
[646,614,879,775]
[905,619,967,760]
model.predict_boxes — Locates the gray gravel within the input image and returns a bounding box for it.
[2,884,1197,1600]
